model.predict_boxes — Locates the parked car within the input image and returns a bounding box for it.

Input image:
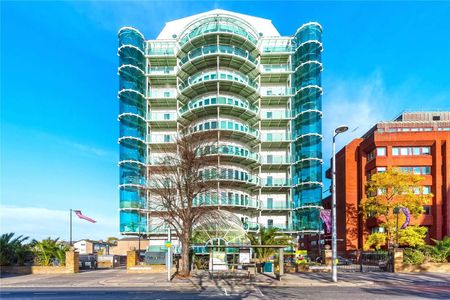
[79,255,97,270]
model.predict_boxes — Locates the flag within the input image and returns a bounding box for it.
[74,210,96,223]
[320,209,331,233]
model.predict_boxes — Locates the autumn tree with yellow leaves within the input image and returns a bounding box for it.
[360,168,432,250]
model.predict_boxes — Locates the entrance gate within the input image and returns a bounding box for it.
[336,251,393,272]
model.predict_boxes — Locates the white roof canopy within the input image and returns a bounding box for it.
[157,9,280,40]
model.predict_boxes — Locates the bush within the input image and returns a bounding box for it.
[0,233,30,266]
[403,248,425,265]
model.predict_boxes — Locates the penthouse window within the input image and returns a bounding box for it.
[392,147,431,156]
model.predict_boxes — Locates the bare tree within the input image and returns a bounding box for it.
[148,132,220,277]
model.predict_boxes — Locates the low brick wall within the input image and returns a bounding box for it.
[398,263,450,273]
[127,265,170,273]
[1,266,72,275]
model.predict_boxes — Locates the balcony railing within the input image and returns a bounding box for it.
[147,112,177,121]
[261,132,291,142]
[261,88,293,97]
[261,64,291,73]
[179,70,258,91]
[261,111,290,120]
[147,66,177,75]
[261,178,291,187]
[261,202,292,210]
[146,134,175,144]
[147,90,177,99]
[180,44,258,66]
[261,155,290,164]
[179,95,258,115]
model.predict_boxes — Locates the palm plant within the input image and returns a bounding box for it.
[0,232,29,266]
[32,238,70,266]
[247,226,292,263]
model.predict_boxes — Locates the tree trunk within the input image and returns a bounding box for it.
[180,231,191,277]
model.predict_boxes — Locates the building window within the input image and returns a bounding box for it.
[377,167,387,173]
[399,166,431,175]
[392,147,431,156]
[371,227,385,234]
[422,206,431,215]
[377,147,386,156]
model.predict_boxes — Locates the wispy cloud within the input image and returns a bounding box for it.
[0,205,118,241]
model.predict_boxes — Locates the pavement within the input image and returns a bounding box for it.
[1,268,450,299]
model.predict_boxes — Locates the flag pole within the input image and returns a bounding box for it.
[70,209,73,246]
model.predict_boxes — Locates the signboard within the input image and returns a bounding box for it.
[144,252,166,265]
[165,241,172,248]
[239,248,251,264]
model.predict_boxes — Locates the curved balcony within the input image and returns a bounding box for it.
[201,167,260,189]
[293,185,323,209]
[118,64,145,93]
[293,60,323,77]
[261,155,290,170]
[261,178,291,191]
[118,27,145,51]
[119,142,146,165]
[179,16,258,52]
[178,70,258,101]
[293,132,322,146]
[183,119,259,146]
[199,144,260,167]
[292,112,322,137]
[193,192,259,210]
[120,210,147,234]
[261,132,291,147]
[118,45,145,71]
[118,89,146,118]
[292,41,322,66]
[293,22,322,46]
[179,44,258,78]
[293,150,323,167]
[179,95,258,123]
[119,185,146,209]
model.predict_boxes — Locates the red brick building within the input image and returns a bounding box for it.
[326,111,450,253]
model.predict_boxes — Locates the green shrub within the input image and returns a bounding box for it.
[403,248,425,265]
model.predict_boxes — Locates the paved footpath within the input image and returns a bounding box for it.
[1,269,449,299]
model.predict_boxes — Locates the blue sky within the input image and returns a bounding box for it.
[1,1,449,241]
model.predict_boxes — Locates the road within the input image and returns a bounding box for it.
[1,284,449,299]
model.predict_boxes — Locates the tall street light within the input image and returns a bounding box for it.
[332,125,348,282]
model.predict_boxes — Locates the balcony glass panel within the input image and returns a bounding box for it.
[179,70,258,91]
[180,44,257,66]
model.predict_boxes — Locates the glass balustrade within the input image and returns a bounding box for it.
[261,64,291,73]
[184,119,259,138]
[261,111,290,119]
[294,150,322,162]
[198,144,259,162]
[261,132,290,142]
[146,134,175,144]
[118,27,144,51]
[200,168,260,185]
[261,87,293,97]
[147,66,177,75]
[179,17,258,46]
[261,202,292,210]
[147,112,177,121]
[179,95,258,115]
[261,155,290,164]
[179,44,257,66]
[193,192,259,209]
[147,89,177,99]
[261,178,291,187]
[179,70,258,91]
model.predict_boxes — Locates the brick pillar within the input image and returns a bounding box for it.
[66,251,79,273]
[392,248,404,273]
[127,250,138,269]
[322,249,332,266]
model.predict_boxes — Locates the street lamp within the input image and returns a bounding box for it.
[332,125,348,283]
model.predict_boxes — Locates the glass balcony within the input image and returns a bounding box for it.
[261,111,290,120]
[118,27,144,51]
[261,132,290,142]
[120,143,146,163]
[201,168,260,186]
[179,17,258,46]
[179,95,258,116]
[261,155,290,164]
[119,46,145,70]
[146,41,176,56]
[184,119,259,139]
[294,150,322,162]
[261,178,291,187]
[146,134,175,144]
[293,23,322,46]
[198,144,259,162]
[193,194,259,209]
[180,44,257,66]
[147,89,177,99]
[147,112,177,121]
[261,87,293,97]
[261,202,292,210]
[179,70,258,91]
[147,66,177,75]
[261,64,291,73]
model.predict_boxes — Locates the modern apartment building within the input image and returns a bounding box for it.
[323,111,450,253]
[117,9,323,248]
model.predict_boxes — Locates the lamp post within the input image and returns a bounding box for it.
[332,125,348,283]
